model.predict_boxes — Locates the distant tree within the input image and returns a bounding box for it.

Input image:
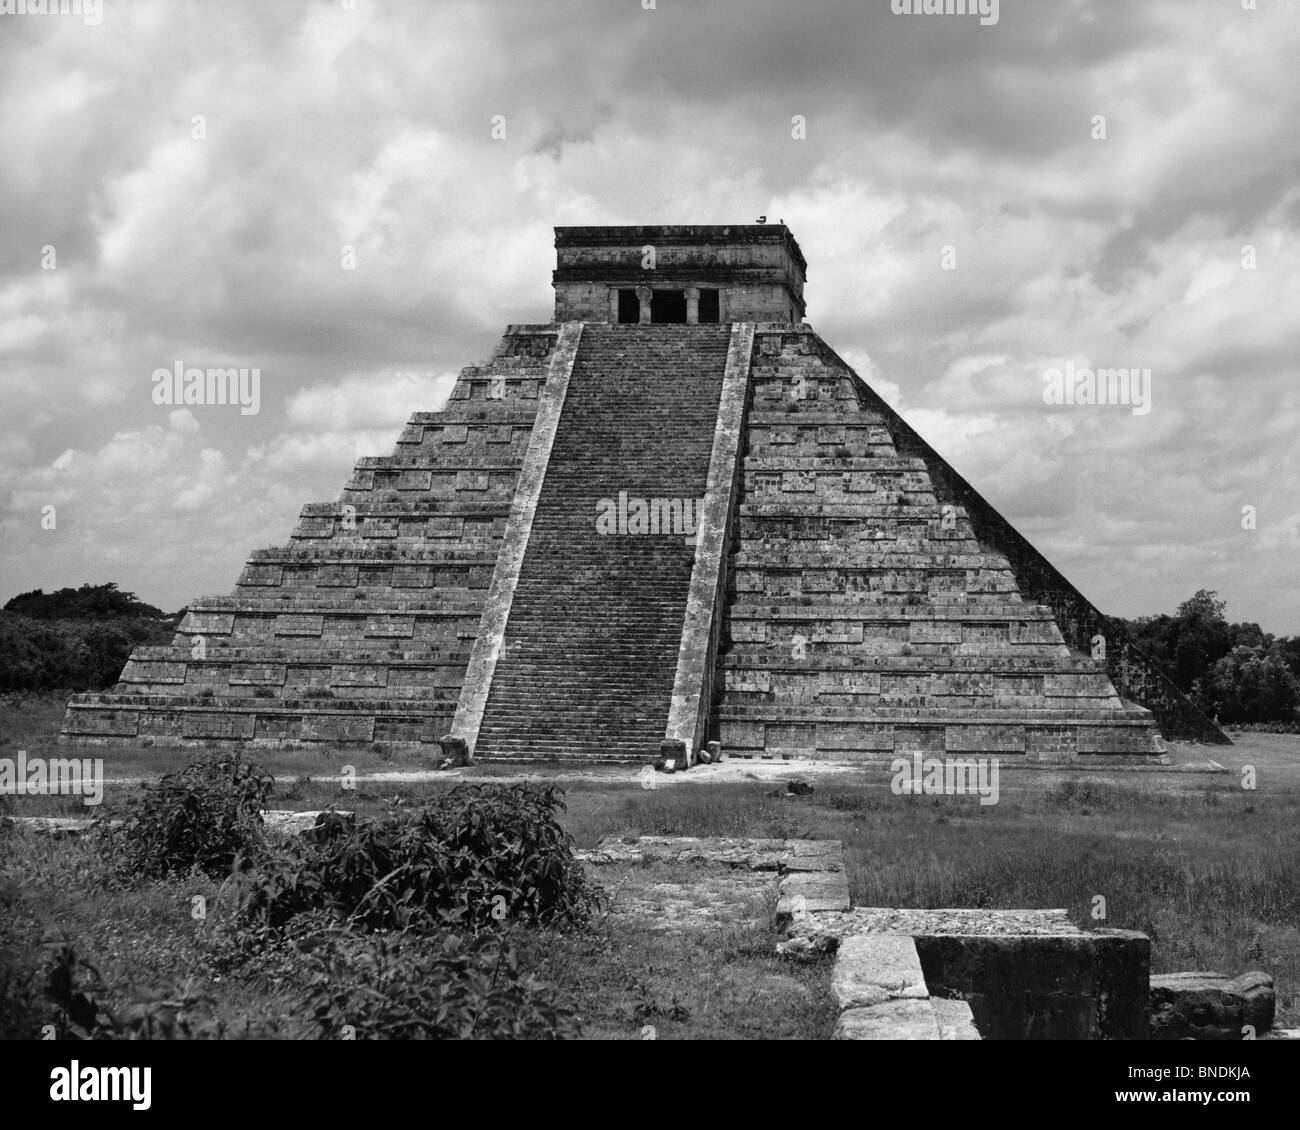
[3,582,170,621]
[1195,645,1300,724]
[1277,636,1300,681]
[1176,589,1227,622]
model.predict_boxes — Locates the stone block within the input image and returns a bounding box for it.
[914,929,1149,1040]
[832,934,930,1010]
[932,998,981,1040]
[437,734,471,766]
[1150,971,1275,1040]
[833,999,940,1040]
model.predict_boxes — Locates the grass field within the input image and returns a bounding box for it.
[2,692,1297,1036]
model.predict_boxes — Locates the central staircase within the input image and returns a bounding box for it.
[473,324,731,760]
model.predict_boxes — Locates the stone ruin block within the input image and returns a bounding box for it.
[1025,726,1078,758]
[182,712,255,740]
[294,516,335,538]
[726,669,771,693]
[914,930,1150,1040]
[253,715,302,741]
[180,612,234,635]
[122,660,187,684]
[230,664,286,686]
[300,715,375,743]
[63,709,139,736]
[909,621,962,645]
[364,517,399,538]
[765,723,815,753]
[238,564,282,586]
[817,722,894,752]
[894,726,945,753]
[816,670,881,697]
[729,619,766,642]
[274,614,323,637]
[944,724,1026,752]
[1150,971,1275,1040]
[364,615,414,638]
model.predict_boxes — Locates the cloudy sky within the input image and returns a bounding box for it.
[1,0,1297,632]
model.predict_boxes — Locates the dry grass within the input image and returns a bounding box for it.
[4,693,1298,1035]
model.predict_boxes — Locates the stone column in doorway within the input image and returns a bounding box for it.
[636,285,653,324]
[685,286,700,324]
[608,288,620,323]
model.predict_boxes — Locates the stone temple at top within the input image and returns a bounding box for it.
[61,224,1227,762]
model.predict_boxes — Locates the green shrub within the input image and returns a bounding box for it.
[104,753,273,879]
[302,926,580,1040]
[237,783,600,935]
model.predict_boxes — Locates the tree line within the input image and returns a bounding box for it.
[1116,590,1300,727]
[0,583,178,693]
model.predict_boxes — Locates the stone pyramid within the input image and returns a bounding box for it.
[61,225,1227,763]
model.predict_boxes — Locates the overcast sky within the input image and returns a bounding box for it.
[1,0,1297,632]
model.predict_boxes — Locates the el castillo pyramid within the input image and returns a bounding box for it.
[61,225,1227,763]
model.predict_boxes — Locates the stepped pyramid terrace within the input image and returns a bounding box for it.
[61,224,1228,764]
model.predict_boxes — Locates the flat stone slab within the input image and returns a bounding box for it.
[783,839,845,872]
[578,835,788,870]
[831,934,929,1009]
[8,810,345,839]
[776,870,852,925]
[262,809,353,837]
[789,906,1079,942]
[3,816,100,836]
[834,999,941,1040]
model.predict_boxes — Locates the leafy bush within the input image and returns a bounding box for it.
[104,753,273,879]
[302,926,581,1040]
[237,783,600,936]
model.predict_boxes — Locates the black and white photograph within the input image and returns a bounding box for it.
[0,0,1296,1101]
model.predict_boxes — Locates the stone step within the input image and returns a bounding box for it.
[475,325,731,761]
